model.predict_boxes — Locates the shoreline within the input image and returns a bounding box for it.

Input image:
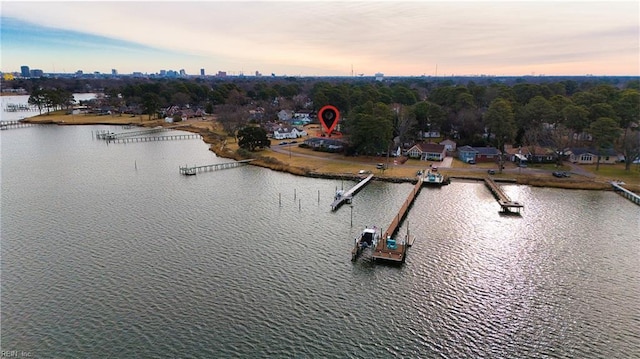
[21,113,637,194]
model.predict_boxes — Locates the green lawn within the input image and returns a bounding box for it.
[583,163,640,185]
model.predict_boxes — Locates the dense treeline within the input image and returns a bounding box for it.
[11,75,640,169]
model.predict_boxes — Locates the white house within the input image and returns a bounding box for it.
[273,127,308,140]
[406,143,446,161]
[567,148,617,164]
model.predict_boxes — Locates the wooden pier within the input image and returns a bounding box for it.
[0,120,37,130]
[95,127,168,140]
[330,174,374,211]
[484,177,523,213]
[108,134,201,143]
[611,181,640,206]
[372,176,423,263]
[179,160,254,175]
[3,103,36,112]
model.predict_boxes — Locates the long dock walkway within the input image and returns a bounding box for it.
[330,174,374,211]
[611,181,640,206]
[109,134,201,143]
[0,120,37,130]
[95,127,168,140]
[484,177,523,213]
[179,159,254,175]
[372,175,423,263]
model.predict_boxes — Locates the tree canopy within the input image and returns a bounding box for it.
[237,126,270,152]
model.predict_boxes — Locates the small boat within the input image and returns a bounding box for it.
[351,226,380,261]
[184,168,197,176]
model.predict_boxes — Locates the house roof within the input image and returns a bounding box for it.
[439,139,456,145]
[458,145,477,153]
[569,147,617,156]
[504,147,530,155]
[411,143,445,153]
[472,146,501,155]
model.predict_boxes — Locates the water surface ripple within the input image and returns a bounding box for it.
[2,125,639,358]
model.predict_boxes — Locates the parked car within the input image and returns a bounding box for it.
[487,169,496,175]
[290,140,297,144]
[467,159,476,165]
[279,141,288,145]
[553,171,570,178]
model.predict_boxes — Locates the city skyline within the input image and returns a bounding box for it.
[1,1,639,77]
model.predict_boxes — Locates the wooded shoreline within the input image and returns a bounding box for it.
[22,113,638,193]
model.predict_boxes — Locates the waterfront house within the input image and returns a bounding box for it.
[527,146,556,163]
[406,143,446,161]
[474,146,501,162]
[458,146,478,163]
[567,148,618,164]
[303,137,344,153]
[458,146,501,163]
[504,145,557,164]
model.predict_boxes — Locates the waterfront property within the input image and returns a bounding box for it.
[458,146,501,163]
[566,147,619,165]
[406,143,446,161]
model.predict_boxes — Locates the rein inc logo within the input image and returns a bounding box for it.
[1,351,32,357]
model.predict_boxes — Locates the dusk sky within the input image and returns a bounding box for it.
[1,1,638,77]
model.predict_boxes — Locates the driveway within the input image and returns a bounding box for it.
[439,156,453,168]
[564,161,596,178]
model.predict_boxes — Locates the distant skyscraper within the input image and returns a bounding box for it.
[20,66,30,77]
[179,69,186,76]
[200,68,205,76]
[30,69,44,77]
[112,69,118,76]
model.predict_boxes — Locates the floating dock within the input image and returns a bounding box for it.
[484,177,523,213]
[421,170,446,185]
[179,160,254,175]
[372,175,423,263]
[330,174,374,211]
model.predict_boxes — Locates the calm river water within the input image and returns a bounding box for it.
[1,122,639,358]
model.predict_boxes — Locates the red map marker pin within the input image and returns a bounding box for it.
[318,105,340,136]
